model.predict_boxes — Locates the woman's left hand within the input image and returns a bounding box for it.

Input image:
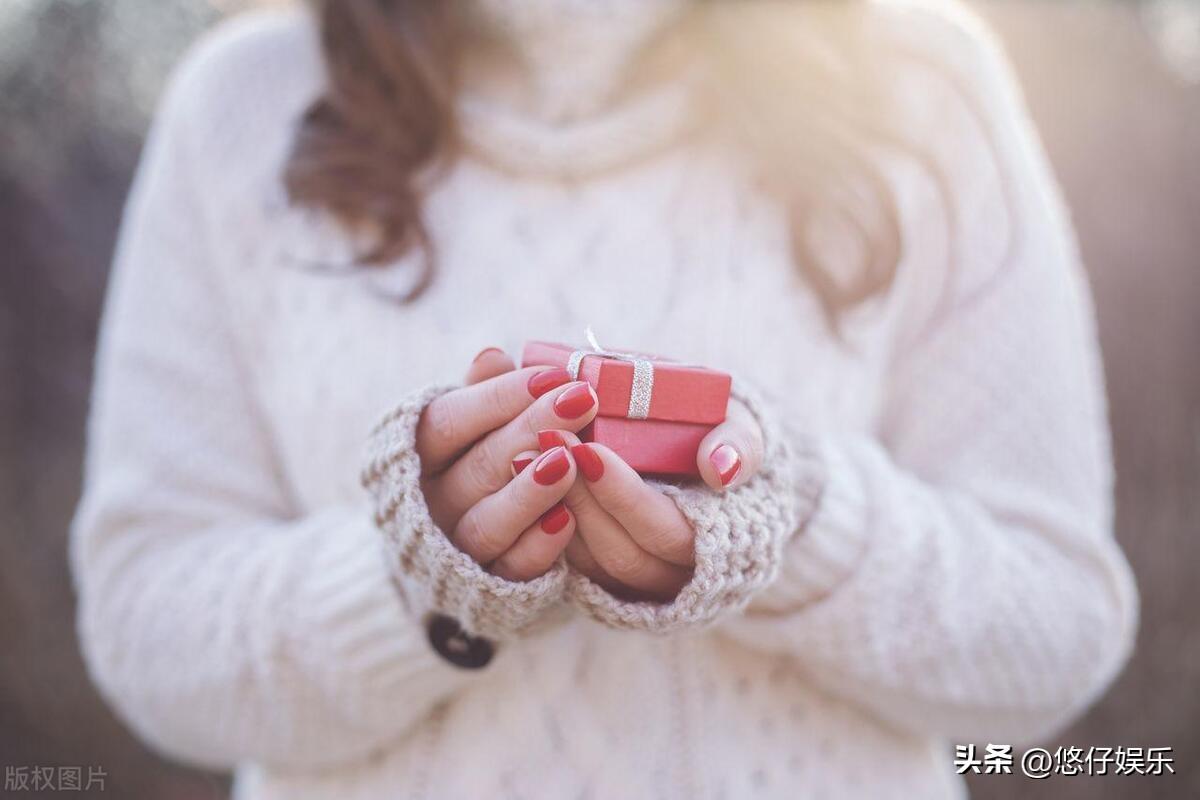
[467,347,765,602]
[535,398,763,602]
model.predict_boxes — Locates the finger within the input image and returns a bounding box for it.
[489,502,575,582]
[572,443,696,567]
[451,446,575,563]
[564,536,605,580]
[696,399,764,490]
[417,365,573,473]
[556,472,692,598]
[510,449,539,478]
[465,346,516,386]
[564,536,621,591]
[429,382,598,524]
[566,496,691,597]
[544,436,689,600]
[537,431,695,574]
[561,537,661,603]
[532,427,581,454]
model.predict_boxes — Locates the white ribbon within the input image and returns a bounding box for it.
[566,328,656,420]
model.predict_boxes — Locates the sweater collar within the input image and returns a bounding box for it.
[454,0,700,178]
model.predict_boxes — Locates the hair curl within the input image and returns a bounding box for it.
[285,0,954,325]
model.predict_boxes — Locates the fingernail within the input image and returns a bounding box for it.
[472,346,503,363]
[528,368,571,399]
[571,443,604,482]
[709,444,742,486]
[532,446,570,485]
[540,502,570,534]
[511,456,534,475]
[537,430,566,451]
[553,382,595,419]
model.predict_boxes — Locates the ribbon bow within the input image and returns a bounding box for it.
[566,328,656,420]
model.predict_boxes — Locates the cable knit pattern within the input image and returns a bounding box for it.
[362,384,568,639]
[69,3,1138,799]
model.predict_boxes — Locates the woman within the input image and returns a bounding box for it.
[71,0,1138,797]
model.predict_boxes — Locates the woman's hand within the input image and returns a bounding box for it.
[530,400,764,602]
[456,347,766,601]
[413,348,600,582]
[529,429,697,602]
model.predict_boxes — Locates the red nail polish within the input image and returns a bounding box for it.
[540,502,570,534]
[528,368,571,399]
[553,382,595,419]
[571,443,604,482]
[472,346,503,363]
[700,443,739,489]
[532,446,570,485]
[538,430,566,451]
[709,444,742,486]
[512,456,534,475]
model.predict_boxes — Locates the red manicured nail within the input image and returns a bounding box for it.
[540,502,570,534]
[571,444,604,482]
[528,368,571,399]
[709,444,742,486]
[472,346,503,363]
[532,446,570,485]
[512,456,534,475]
[538,430,566,451]
[553,382,595,419]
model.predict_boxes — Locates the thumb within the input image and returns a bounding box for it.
[465,346,516,385]
[696,400,764,491]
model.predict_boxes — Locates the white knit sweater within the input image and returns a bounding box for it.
[71,3,1137,799]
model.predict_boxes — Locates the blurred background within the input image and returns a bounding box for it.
[1,0,1197,797]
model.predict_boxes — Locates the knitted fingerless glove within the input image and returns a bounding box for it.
[565,381,826,632]
[362,385,568,640]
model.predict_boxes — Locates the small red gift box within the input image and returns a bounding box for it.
[522,339,731,477]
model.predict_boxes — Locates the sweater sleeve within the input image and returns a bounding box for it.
[70,34,477,772]
[361,386,570,641]
[718,10,1138,744]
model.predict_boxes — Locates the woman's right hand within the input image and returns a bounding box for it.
[414,348,599,583]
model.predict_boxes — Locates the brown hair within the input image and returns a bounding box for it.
[285,1,947,324]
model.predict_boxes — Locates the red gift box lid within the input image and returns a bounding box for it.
[522,340,731,425]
